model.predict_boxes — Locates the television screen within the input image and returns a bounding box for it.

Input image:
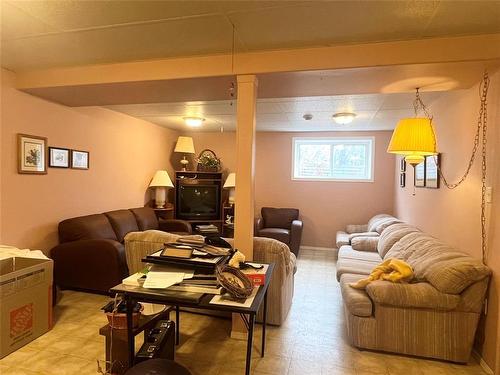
[178,185,219,219]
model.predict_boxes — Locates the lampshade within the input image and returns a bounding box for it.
[224,172,236,188]
[174,136,195,154]
[387,118,437,164]
[149,170,174,188]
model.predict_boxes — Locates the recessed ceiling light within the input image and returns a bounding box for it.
[183,117,205,127]
[332,112,356,125]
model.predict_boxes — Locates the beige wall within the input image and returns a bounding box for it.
[394,72,500,371]
[1,69,179,252]
[187,130,395,248]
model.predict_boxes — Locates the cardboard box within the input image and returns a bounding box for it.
[0,257,53,359]
[241,263,268,286]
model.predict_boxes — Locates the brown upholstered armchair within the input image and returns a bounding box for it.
[254,207,303,256]
[51,207,191,294]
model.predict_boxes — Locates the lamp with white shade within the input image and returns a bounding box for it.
[149,170,174,208]
[224,172,236,206]
[174,136,195,171]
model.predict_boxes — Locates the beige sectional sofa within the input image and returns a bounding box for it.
[336,214,401,248]
[337,222,491,363]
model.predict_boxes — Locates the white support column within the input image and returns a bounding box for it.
[232,74,258,338]
[234,74,257,261]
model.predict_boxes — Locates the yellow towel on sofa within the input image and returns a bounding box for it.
[350,258,414,289]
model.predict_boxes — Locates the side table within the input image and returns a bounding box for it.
[99,307,173,375]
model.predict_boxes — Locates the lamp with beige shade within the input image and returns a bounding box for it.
[174,136,195,171]
[224,172,236,206]
[149,170,174,208]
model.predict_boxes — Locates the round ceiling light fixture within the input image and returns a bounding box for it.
[183,117,205,127]
[332,112,356,125]
[303,113,313,121]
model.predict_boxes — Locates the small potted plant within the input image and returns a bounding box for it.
[196,149,221,172]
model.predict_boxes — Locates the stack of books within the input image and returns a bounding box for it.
[195,224,219,234]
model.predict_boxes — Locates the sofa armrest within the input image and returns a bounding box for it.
[289,220,303,256]
[348,231,379,241]
[366,281,461,311]
[346,224,368,234]
[51,239,128,293]
[254,217,264,234]
[158,219,192,234]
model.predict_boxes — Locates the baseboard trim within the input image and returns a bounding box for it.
[472,350,494,375]
[300,246,336,252]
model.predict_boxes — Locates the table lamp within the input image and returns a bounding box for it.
[149,170,174,208]
[174,136,195,171]
[223,172,236,206]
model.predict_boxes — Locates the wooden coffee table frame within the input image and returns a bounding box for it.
[110,263,274,375]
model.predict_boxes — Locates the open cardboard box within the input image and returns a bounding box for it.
[0,257,53,359]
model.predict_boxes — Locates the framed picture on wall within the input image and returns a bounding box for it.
[71,150,89,169]
[400,158,406,172]
[414,161,426,187]
[17,133,47,174]
[425,154,440,189]
[400,173,406,188]
[49,147,70,168]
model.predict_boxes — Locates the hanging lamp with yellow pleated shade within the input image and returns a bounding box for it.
[387,117,437,165]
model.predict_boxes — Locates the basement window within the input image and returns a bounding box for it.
[292,137,374,182]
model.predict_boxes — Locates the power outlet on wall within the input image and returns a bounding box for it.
[485,187,493,203]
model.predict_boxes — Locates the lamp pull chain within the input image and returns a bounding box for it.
[425,71,490,263]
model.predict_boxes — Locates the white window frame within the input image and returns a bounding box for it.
[291,137,375,182]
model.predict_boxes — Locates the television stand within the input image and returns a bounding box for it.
[174,171,224,230]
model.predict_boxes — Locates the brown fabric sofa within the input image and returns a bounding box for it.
[335,213,400,248]
[255,207,303,256]
[51,207,191,294]
[337,223,491,363]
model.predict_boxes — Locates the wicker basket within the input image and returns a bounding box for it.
[196,149,221,172]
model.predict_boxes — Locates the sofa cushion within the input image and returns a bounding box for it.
[374,218,402,234]
[124,230,180,274]
[377,223,420,259]
[403,238,491,294]
[59,214,118,243]
[351,237,379,252]
[336,231,350,248]
[130,207,159,231]
[104,209,140,243]
[336,256,380,280]
[338,246,383,262]
[340,274,373,317]
[365,281,461,311]
[261,207,299,230]
[367,214,393,232]
[259,228,290,244]
[346,224,368,234]
[384,231,426,260]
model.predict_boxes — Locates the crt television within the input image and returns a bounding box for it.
[177,184,220,220]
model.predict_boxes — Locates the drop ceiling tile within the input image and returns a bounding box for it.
[1,1,59,41]
[424,1,500,37]
[2,14,233,71]
[231,1,435,51]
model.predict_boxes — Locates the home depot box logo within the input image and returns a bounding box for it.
[10,303,33,340]
[0,257,53,359]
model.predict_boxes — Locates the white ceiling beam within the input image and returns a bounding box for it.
[15,33,500,90]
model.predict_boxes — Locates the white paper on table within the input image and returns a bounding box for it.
[149,265,194,279]
[209,287,259,308]
[143,270,185,289]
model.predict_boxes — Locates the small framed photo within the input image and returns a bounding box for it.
[414,161,426,188]
[425,154,440,189]
[71,150,89,170]
[49,147,70,168]
[18,134,47,174]
[400,173,406,188]
[400,158,406,172]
